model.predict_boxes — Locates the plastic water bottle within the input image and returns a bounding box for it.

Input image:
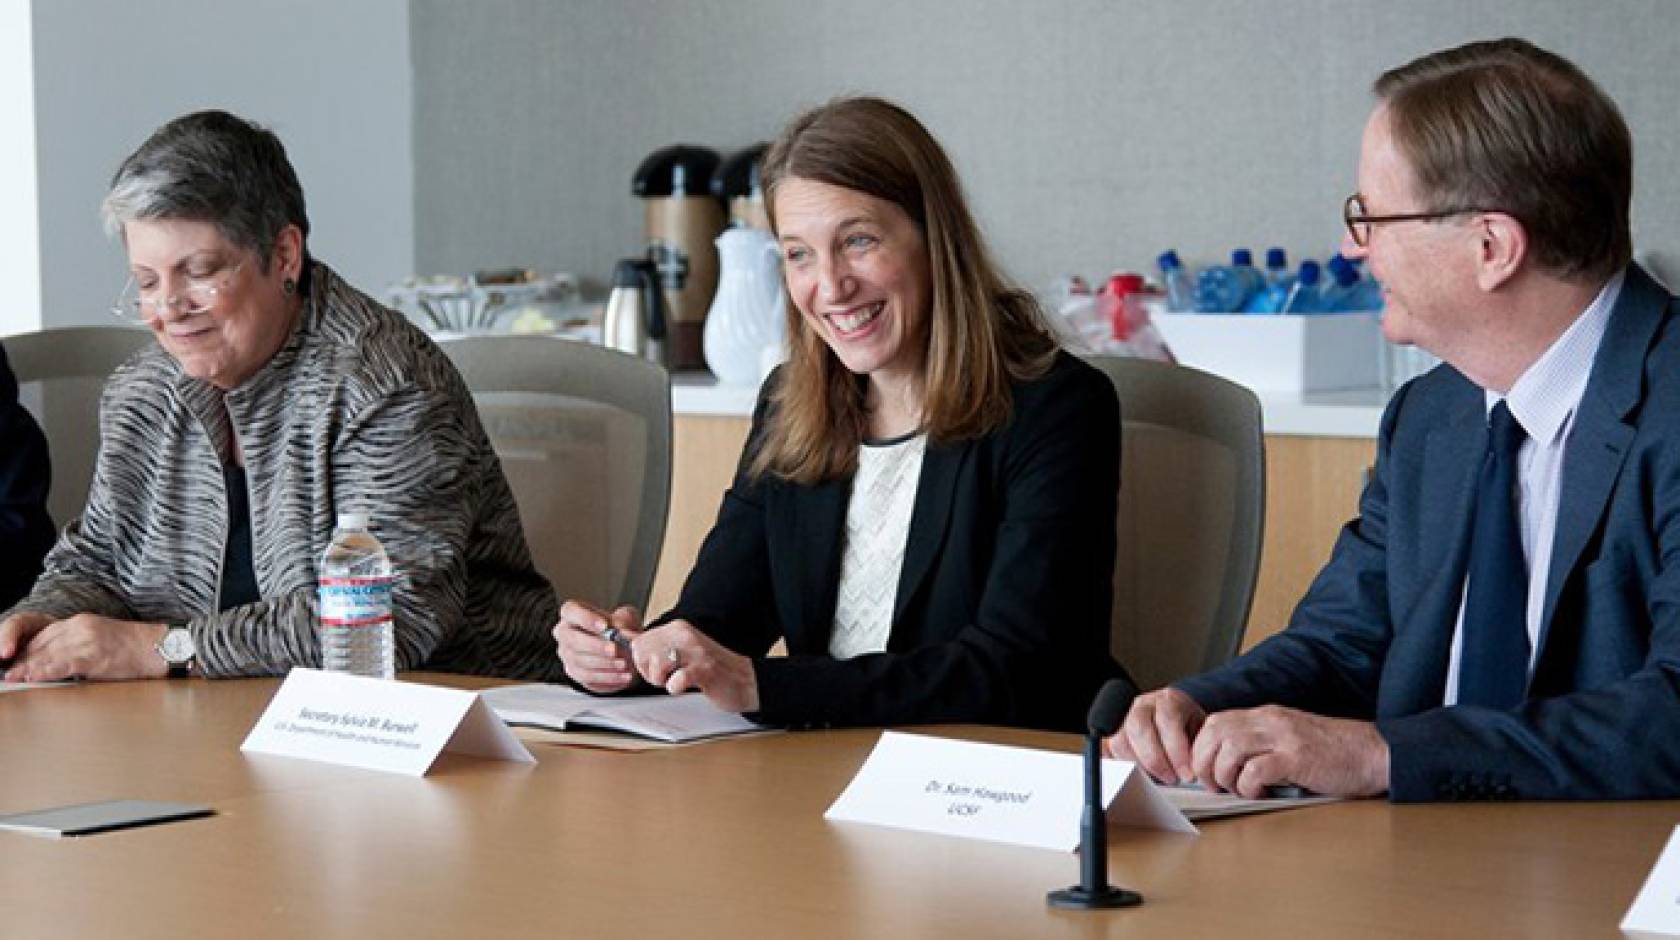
[1156,250,1196,313]
[1263,247,1291,287]
[1346,258,1385,311]
[1196,249,1264,313]
[1230,248,1266,302]
[1281,260,1323,313]
[318,513,396,679]
[1243,248,1295,313]
[1321,255,1382,311]
[1099,273,1148,341]
[1319,255,1357,310]
[1195,265,1248,312]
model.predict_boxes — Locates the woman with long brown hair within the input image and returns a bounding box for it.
[554,97,1126,731]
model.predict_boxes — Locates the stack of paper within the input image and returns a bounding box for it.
[1163,784,1340,821]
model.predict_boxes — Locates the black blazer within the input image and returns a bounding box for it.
[0,343,54,611]
[662,351,1127,732]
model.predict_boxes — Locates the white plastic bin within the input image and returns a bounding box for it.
[1153,311,1383,393]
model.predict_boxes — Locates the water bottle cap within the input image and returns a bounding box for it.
[1232,248,1254,267]
[1265,247,1288,269]
[1106,273,1146,296]
[1326,254,1359,286]
[337,513,370,530]
[1157,250,1182,271]
[1297,260,1322,286]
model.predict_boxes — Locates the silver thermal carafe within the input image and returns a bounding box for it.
[602,257,667,365]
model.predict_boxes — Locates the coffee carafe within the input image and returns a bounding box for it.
[602,257,667,364]
[633,145,723,371]
[703,227,785,385]
[712,143,771,232]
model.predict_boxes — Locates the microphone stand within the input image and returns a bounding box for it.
[1048,680,1144,911]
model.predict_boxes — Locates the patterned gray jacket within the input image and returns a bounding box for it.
[4,262,563,680]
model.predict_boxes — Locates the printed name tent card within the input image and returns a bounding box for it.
[1623,825,1680,938]
[241,668,534,776]
[824,731,1194,852]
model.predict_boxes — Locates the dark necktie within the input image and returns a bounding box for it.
[1457,400,1531,709]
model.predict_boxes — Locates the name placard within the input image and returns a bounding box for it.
[1623,825,1680,938]
[240,668,534,775]
[823,731,1195,852]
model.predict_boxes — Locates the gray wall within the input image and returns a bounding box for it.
[412,0,1680,296]
[32,0,413,329]
[0,0,40,336]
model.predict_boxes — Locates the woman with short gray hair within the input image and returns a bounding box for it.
[0,109,561,683]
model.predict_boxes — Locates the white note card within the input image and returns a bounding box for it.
[240,668,534,776]
[1623,825,1680,937]
[823,731,1195,852]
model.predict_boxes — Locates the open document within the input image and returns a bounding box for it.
[1164,783,1341,821]
[481,683,763,744]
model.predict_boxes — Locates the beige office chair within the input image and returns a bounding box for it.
[4,326,154,528]
[438,335,672,614]
[1087,355,1265,691]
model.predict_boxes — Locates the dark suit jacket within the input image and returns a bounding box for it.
[0,343,54,610]
[1178,264,1680,801]
[661,351,1127,732]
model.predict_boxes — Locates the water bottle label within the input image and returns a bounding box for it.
[319,576,395,627]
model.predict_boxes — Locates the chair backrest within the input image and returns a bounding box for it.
[1086,355,1265,691]
[4,326,154,529]
[437,335,672,614]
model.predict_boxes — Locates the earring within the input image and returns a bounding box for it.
[283,278,296,296]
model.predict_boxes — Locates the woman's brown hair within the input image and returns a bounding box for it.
[752,96,1056,484]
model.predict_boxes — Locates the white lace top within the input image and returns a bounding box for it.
[828,433,927,660]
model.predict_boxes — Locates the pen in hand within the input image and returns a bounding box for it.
[599,624,633,653]
[597,623,653,688]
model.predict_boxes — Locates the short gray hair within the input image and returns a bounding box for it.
[101,110,310,269]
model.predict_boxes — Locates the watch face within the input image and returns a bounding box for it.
[160,628,195,663]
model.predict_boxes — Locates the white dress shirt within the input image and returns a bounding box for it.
[1443,271,1623,705]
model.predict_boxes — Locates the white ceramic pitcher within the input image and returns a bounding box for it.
[704,227,787,385]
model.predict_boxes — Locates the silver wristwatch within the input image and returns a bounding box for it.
[156,625,197,679]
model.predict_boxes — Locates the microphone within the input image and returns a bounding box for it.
[1047,677,1144,911]
[1087,676,1135,738]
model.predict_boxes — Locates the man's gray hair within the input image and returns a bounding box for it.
[1373,38,1631,283]
[101,110,310,269]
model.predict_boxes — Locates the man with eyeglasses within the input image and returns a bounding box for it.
[0,343,54,611]
[1108,37,1680,802]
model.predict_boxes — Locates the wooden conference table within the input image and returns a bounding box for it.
[1,675,1670,939]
